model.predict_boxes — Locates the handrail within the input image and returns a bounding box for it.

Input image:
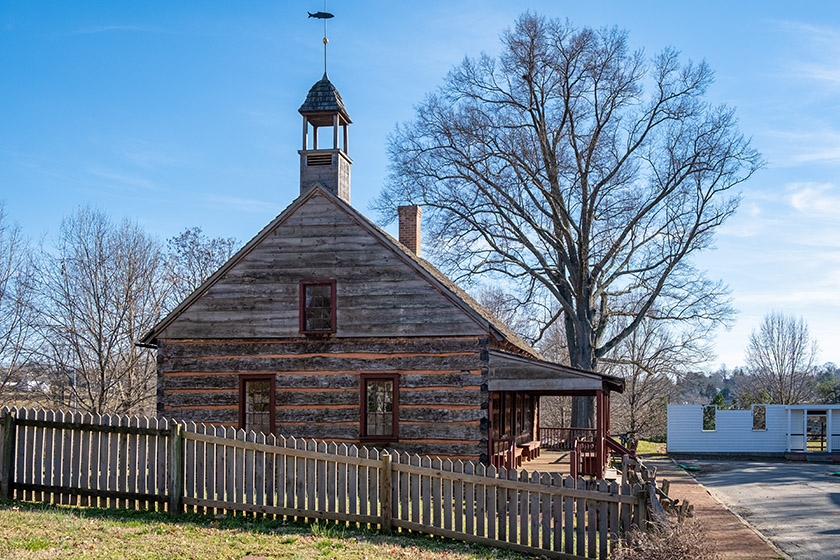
[605,434,635,458]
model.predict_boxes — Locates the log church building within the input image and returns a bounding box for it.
[141,73,623,469]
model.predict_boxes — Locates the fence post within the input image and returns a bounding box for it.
[379,452,392,534]
[168,423,183,515]
[0,412,15,500]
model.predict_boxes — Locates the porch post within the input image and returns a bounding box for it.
[803,410,808,452]
[786,408,791,452]
[595,389,604,478]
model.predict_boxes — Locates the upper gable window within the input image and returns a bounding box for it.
[300,280,336,334]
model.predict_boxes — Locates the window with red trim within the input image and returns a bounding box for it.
[300,280,336,334]
[360,373,399,441]
[239,375,275,434]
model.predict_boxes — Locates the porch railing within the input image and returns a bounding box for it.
[539,427,596,450]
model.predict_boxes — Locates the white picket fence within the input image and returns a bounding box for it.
[0,407,652,559]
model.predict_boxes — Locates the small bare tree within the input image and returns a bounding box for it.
[376,13,758,426]
[165,226,238,311]
[602,314,711,440]
[35,207,168,415]
[0,204,38,402]
[745,311,818,404]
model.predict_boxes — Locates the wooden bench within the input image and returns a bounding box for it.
[518,440,541,461]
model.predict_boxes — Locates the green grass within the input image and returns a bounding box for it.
[0,499,532,559]
[635,440,666,455]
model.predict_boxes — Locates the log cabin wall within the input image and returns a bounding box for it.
[147,189,516,461]
[157,336,490,460]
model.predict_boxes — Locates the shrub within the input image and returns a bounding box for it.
[612,517,719,560]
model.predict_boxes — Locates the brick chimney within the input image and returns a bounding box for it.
[398,205,422,255]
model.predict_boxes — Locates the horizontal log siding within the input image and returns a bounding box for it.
[159,192,486,339]
[158,338,489,459]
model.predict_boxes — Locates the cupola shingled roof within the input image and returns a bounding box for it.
[298,73,351,122]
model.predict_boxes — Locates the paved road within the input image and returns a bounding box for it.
[680,459,840,560]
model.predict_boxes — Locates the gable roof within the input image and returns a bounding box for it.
[140,185,540,358]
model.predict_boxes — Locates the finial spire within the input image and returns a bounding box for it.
[307,1,334,75]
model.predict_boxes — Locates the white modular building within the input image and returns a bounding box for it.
[667,404,840,456]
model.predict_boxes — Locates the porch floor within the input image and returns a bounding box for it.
[518,450,622,482]
[520,450,573,474]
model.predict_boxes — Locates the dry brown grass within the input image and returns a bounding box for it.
[611,517,720,560]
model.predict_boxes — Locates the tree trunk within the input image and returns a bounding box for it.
[568,326,596,429]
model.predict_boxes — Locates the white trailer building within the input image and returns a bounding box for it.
[667,404,840,458]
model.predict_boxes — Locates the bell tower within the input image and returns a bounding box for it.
[298,74,352,202]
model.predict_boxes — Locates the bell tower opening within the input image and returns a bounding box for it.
[298,74,352,203]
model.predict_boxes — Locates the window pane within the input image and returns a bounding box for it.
[304,283,333,331]
[366,379,393,436]
[245,379,272,434]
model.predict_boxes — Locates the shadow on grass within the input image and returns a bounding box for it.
[0,499,525,560]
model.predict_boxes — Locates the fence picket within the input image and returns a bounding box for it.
[21,408,32,502]
[598,479,609,559]
[420,455,431,527]
[317,441,327,514]
[486,464,496,540]
[431,457,442,528]
[518,470,528,545]
[507,468,518,543]
[245,430,256,509]
[564,476,575,556]
[496,466,507,541]
[576,477,586,557]
[552,473,563,552]
[540,472,551,550]
[348,444,358,516]
[453,460,464,532]
[336,443,347,515]
[306,439,317,517]
[358,446,369,519]
[65,411,78,505]
[530,471,540,548]
[264,433,274,511]
[368,447,379,523]
[326,442,336,514]
[33,409,45,502]
[475,462,486,538]
[442,459,453,531]
[43,410,55,505]
[397,452,408,521]
[465,461,476,535]
[71,412,84,505]
[409,454,420,524]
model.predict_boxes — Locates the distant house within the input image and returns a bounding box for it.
[140,73,623,469]
[668,404,840,459]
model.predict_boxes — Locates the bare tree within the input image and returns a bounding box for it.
[745,312,819,404]
[602,313,711,440]
[35,207,168,415]
[165,227,238,310]
[376,14,756,426]
[0,204,38,401]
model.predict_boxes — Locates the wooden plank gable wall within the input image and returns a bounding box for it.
[156,190,493,460]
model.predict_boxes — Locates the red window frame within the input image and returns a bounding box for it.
[360,373,399,442]
[299,280,337,334]
[238,374,276,434]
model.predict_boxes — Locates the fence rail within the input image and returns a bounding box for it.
[0,407,653,559]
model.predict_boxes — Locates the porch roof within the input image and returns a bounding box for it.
[487,350,624,394]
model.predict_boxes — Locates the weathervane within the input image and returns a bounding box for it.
[308,1,334,75]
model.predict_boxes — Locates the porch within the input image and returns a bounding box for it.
[486,350,626,478]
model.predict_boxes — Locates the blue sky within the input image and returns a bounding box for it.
[1,1,839,369]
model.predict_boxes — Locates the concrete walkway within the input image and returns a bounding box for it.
[642,456,786,560]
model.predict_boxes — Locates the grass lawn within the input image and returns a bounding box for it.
[0,500,533,560]
[635,440,666,456]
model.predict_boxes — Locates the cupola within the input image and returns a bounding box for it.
[298,73,352,202]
